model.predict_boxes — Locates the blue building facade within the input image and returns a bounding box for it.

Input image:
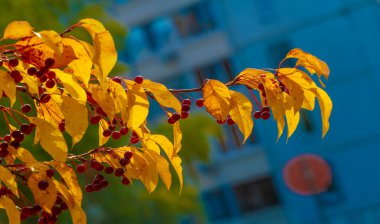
[111,0,380,223]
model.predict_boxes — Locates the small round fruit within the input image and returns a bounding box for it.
[38,180,49,190]
[261,111,270,120]
[76,164,86,174]
[112,131,121,140]
[45,58,55,67]
[90,114,101,124]
[182,99,191,105]
[181,104,190,112]
[124,151,133,159]
[120,127,128,135]
[261,106,270,113]
[8,58,19,67]
[253,111,261,119]
[85,184,93,193]
[196,99,204,107]
[119,158,130,166]
[171,113,181,121]
[45,79,56,88]
[105,166,114,174]
[181,111,189,119]
[21,104,32,114]
[46,169,55,178]
[134,75,144,84]
[103,129,112,137]
[227,117,235,125]
[122,177,130,185]
[114,168,124,177]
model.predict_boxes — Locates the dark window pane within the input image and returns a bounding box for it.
[233,176,279,213]
[202,189,232,221]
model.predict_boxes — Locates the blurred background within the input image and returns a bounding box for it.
[1,0,380,223]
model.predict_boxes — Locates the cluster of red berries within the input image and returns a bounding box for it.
[20,204,42,222]
[253,106,271,120]
[180,99,191,119]
[35,197,68,224]
[0,123,36,157]
[26,58,57,89]
[76,151,133,193]
[0,186,13,197]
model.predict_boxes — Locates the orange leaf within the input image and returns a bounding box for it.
[28,173,57,214]
[2,21,34,40]
[0,196,20,224]
[49,162,82,206]
[53,180,86,224]
[29,117,68,162]
[142,79,181,114]
[229,90,253,143]
[124,80,149,130]
[0,70,16,106]
[202,79,231,121]
[0,165,18,197]
[60,96,88,146]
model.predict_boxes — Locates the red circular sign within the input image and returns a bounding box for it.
[283,154,332,196]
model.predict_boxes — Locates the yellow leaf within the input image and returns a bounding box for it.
[29,117,68,162]
[93,31,117,83]
[64,37,93,86]
[2,20,34,40]
[35,95,63,128]
[99,119,110,146]
[125,80,149,130]
[145,149,172,191]
[76,18,106,38]
[141,138,161,154]
[173,121,182,156]
[49,161,82,206]
[229,90,253,143]
[53,69,87,104]
[202,79,231,121]
[108,79,129,117]
[142,79,181,114]
[34,30,63,55]
[149,135,183,191]
[0,166,18,197]
[140,151,159,193]
[53,180,86,224]
[228,68,273,90]
[28,173,57,214]
[91,84,116,119]
[16,147,37,164]
[60,96,88,145]
[285,48,330,81]
[302,89,316,111]
[313,87,333,138]
[0,196,20,224]
[0,70,16,106]
[283,93,300,140]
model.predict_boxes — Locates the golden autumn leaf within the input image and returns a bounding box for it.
[313,87,333,138]
[91,84,117,120]
[285,48,330,86]
[0,165,18,197]
[93,31,117,83]
[30,117,68,162]
[0,196,20,224]
[139,151,159,192]
[2,20,34,40]
[49,161,82,206]
[15,36,76,68]
[53,69,87,104]
[125,80,149,130]
[142,79,182,114]
[34,30,63,55]
[149,135,183,191]
[53,180,86,224]
[173,121,182,156]
[99,118,110,146]
[64,37,93,86]
[228,68,273,90]
[0,70,16,106]
[229,90,253,143]
[28,173,57,213]
[75,18,106,38]
[202,79,231,121]
[60,96,88,146]
[145,149,172,191]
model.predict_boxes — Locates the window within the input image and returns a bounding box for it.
[233,176,279,213]
[174,2,216,38]
[202,189,232,221]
